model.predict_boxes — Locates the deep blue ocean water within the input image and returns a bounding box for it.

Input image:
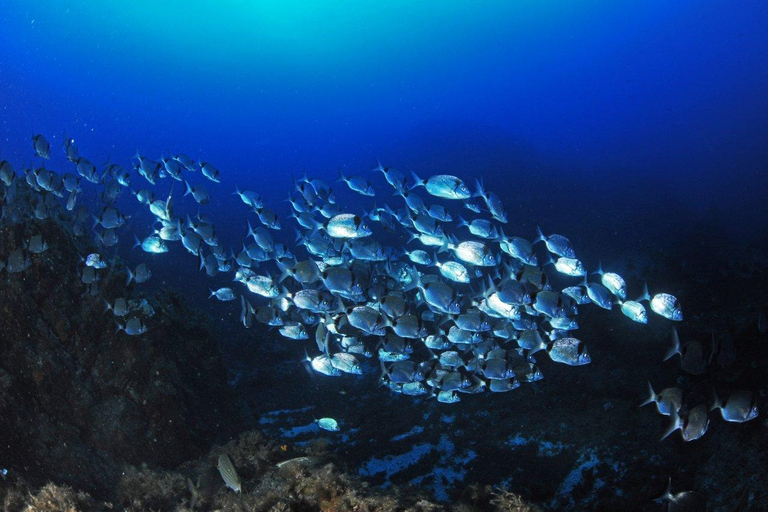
[2,1,768,508]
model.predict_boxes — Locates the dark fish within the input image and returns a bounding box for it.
[655,478,707,512]
[664,328,707,375]
[32,134,51,159]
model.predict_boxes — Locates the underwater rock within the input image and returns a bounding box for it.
[0,212,237,497]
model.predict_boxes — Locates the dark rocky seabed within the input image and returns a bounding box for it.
[1,199,767,512]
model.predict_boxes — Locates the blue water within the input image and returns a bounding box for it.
[3,1,767,238]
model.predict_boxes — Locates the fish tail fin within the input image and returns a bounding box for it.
[710,388,722,413]
[473,178,485,199]
[410,171,424,189]
[337,167,346,183]
[208,288,215,299]
[591,260,603,276]
[276,260,291,283]
[456,215,468,229]
[294,228,307,245]
[535,226,545,243]
[636,282,650,302]
[378,359,389,383]
[639,381,657,408]
[187,477,199,509]
[654,477,674,503]
[246,219,256,240]
[708,329,717,366]
[126,267,134,286]
[663,328,681,362]
[132,235,141,250]
[660,412,682,441]
[104,299,112,313]
[184,180,193,196]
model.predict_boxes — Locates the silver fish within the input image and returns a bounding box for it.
[200,162,221,183]
[32,134,51,159]
[711,390,758,423]
[661,404,709,442]
[535,226,575,258]
[105,297,129,317]
[28,235,48,254]
[411,172,471,200]
[338,169,375,196]
[651,293,683,321]
[217,454,241,493]
[184,181,210,205]
[325,214,371,239]
[450,240,497,267]
[317,417,340,432]
[126,263,151,284]
[117,317,148,336]
[209,287,236,301]
[135,234,168,254]
[548,337,591,366]
[640,382,683,416]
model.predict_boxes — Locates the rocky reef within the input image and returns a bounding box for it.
[0,208,236,498]
[1,427,541,511]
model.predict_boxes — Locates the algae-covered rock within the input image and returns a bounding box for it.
[0,212,237,497]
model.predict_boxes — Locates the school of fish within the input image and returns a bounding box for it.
[1,133,757,444]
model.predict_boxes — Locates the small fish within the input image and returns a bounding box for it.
[331,352,362,375]
[664,328,707,375]
[411,172,471,200]
[450,240,497,267]
[200,162,221,183]
[316,417,340,432]
[309,354,342,377]
[209,287,236,301]
[338,169,375,196]
[0,160,16,186]
[174,153,196,171]
[650,293,683,321]
[640,381,683,416]
[457,217,497,239]
[279,322,308,340]
[85,253,109,269]
[548,337,591,366]
[535,226,575,258]
[28,235,49,254]
[254,207,281,230]
[619,300,647,323]
[655,478,707,512]
[475,178,507,223]
[32,134,51,159]
[661,403,709,442]
[711,390,759,423]
[217,454,241,493]
[6,248,31,274]
[551,257,586,277]
[435,260,470,283]
[116,317,148,336]
[184,181,210,205]
[593,263,627,300]
[371,161,407,193]
[324,213,371,239]
[134,234,168,254]
[234,187,263,209]
[105,297,129,317]
[585,281,613,310]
